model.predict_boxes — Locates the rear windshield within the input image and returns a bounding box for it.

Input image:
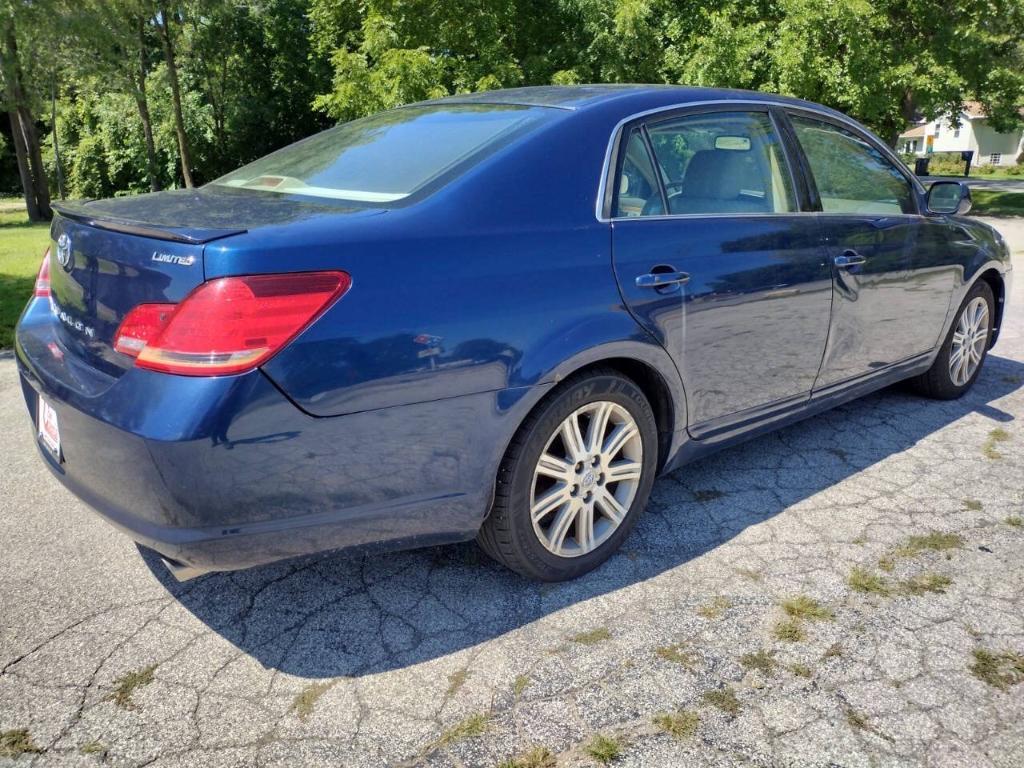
[209,104,551,204]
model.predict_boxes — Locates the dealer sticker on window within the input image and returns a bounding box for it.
[38,395,61,459]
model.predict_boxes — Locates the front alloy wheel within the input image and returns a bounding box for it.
[477,368,658,581]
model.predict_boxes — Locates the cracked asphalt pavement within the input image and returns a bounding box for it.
[2,217,1023,768]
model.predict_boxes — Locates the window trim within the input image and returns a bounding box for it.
[596,99,925,222]
[782,107,922,217]
[603,103,802,221]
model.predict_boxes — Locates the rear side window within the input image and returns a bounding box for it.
[210,105,552,204]
[789,115,915,215]
[616,111,796,217]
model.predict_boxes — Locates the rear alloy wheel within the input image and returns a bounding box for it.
[911,280,995,399]
[478,369,658,581]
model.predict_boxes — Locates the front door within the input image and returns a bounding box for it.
[785,113,942,387]
[610,109,833,434]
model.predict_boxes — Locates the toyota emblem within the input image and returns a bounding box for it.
[56,232,72,271]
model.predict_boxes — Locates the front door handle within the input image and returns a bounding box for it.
[834,250,867,268]
[636,270,690,288]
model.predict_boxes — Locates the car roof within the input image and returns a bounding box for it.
[421,84,847,120]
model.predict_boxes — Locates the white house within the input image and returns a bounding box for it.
[898,101,1023,166]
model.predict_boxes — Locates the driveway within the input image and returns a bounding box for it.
[1,220,1023,768]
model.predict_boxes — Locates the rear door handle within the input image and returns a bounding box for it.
[636,271,690,288]
[834,250,867,268]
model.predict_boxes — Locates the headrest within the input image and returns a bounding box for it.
[679,149,749,200]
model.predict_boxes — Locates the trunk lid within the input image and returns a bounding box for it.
[46,188,380,378]
[48,214,208,377]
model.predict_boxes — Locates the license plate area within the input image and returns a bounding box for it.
[37,394,62,461]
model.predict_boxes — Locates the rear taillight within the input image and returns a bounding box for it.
[34,249,51,297]
[114,271,350,376]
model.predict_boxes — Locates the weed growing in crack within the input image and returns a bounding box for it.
[1006,516,1023,528]
[512,674,531,698]
[848,566,890,596]
[773,618,806,642]
[899,573,952,596]
[781,596,834,622]
[571,627,611,645]
[693,489,725,502]
[653,709,700,739]
[789,662,814,678]
[79,741,106,756]
[292,680,336,722]
[696,596,731,619]
[498,745,556,768]
[110,664,157,709]
[963,499,983,511]
[983,427,1010,459]
[655,644,696,668]
[739,649,777,675]
[701,687,741,716]
[969,649,1024,691]
[0,729,42,758]
[894,531,964,557]
[436,713,491,747]
[446,669,469,697]
[822,642,843,660]
[584,733,623,764]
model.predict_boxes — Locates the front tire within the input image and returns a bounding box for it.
[910,280,994,400]
[478,369,658,581]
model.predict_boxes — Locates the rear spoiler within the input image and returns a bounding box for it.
[53,201,247,245]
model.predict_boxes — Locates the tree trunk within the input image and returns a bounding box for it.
[7,109,40,220]
[136,17,162,192]
[0,23,50,219]
[157,4,194,188]
[51,80,67,200]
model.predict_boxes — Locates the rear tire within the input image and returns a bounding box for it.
[478,369,658,581]
[910,280,994,400]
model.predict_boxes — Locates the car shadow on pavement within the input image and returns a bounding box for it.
[141,353,1023,680]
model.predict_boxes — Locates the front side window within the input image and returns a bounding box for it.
[210,104,553,204]
[790,115,915,215]
[615,111,796,217]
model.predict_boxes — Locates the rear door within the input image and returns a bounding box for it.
[610,107,833,435]
[784,112,949,387]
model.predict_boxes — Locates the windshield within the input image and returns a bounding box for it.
[209,104,550,203]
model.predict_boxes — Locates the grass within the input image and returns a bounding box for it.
[963,499,983,512]
[0,205,51,349]
[498,746,557,768]
[739,649,777,675]
[447,669,469,697]
[982,428,1010,460]
[822,642,843,660]
[893,531,965,557]
[79,740,106,755]
[655,643,696,668]
[1006,516,1023,528]
[696,596,731,619]
[899,572,952,596]
[110,664,157,709]
[512,674,531,698]
[292,680,335,722]
[789,662,814,678]
[845,708,869,730]
[571,627,611,645]
[969,648,1024,691]
[435,712,491,748]
[701,687,741,716]
[781,596,834,622]
[970,189,1024,217]
[0,728,43,757]
[652,709,700,739]
[583,733,622,764]
[773,618,806,642]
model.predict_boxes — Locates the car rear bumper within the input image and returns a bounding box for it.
[16,299,525,576]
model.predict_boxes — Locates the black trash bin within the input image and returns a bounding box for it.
[914,157,931,176]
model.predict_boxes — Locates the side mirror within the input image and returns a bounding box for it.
[927,181,972,215]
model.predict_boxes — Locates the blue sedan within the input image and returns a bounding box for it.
[15,85,1013,581]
